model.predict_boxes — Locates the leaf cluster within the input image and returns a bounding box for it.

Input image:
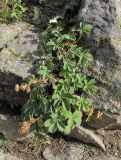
[22,18,97,136]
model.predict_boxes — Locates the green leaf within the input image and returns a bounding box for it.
[65,118,73,134]
[44,118,58,133]
[51,113,58,119]
[70,45,83,58]
[60,107,72,118]
[84,52,93,61]
[63,60,75,71]
[64,93,74,100]
[79,52,93,66]
[67,118,73,129]
[72,110,82,125]
[48,122,57,133]
[47,39,56,46]
[82,23,93,33]
[62,34,75,41]
[57,121,64,132]
[37,66,49,79]
[44,119,53,128]
[62,99,70,109]
[52,93,60,99]
[84,79,97,94]
[64,125,71,134]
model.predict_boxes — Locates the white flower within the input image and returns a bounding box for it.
[49,18,57,24]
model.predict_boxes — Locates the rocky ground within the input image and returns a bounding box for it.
[0,0,121,160]
[0,102,120,160]
[42,134,121,160]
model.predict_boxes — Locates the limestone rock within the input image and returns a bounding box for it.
[42,147,55,160]
[0,114,21,142]
[117,140,121,152]
[77,0,116,37]
[0,22,41,105]
[87,155,121,160]
[0,23,28,49]
[73,0,121,124]
[68,126,105,151]
[43,142,84,160]
[0,113,34,142]
[0,150,23,160]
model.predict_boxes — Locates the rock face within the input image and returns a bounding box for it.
[77,0,116,37]
[0,102,34,142]
[0,0,75,106]
[0,22,41,106]
[74,0,121,130]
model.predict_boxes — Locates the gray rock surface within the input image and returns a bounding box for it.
[74,0,121,129]
[87,155,121,160]
[87,111,117,129]
[0,150,23,160]
[69,126,105,151]
[0,114,21,142]
[0,22,41,105]
[43,143,84,160]
[0,23,28,49]
[0,113,34,142]
[77,0,116,37]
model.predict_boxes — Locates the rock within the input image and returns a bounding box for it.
[42,147,55,160]
[0,150,23,160]
[0,114,21,142]
[56,145,84,160]
[68,126,105,151]
[0,104,35,143]
[72,0,121,128]
[87,110,117,129]
[87,155,120,160]
[77,0,116,37]
[118,140,121,152]
[43,142,84,160]
[105,122,121,130]
[0,22,41,105]
[0,113,34,142]
[0,23,28,49]
[30,6,42,25]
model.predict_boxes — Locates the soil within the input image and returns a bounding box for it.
[39,130,121,160]
[1,130,121,160]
